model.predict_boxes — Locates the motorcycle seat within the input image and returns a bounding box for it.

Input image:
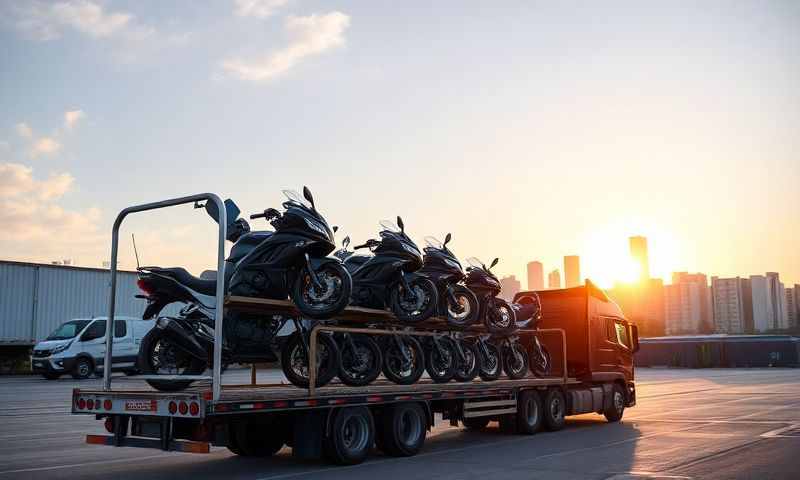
[151,267,217,296]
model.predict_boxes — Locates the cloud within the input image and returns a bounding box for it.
[16,123,33,139]
[31,137,62,157]
[234,0,290,19]
[0,162,102,262]
[221,11,351,82]
[64,109,86,129]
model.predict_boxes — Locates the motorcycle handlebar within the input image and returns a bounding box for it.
[354,239,379,250]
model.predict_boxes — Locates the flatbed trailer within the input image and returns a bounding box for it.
[70,193,637,465]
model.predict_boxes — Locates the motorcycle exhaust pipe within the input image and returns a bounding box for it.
[155,317,209,360]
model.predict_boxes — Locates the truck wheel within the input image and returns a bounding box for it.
[462,417,490,431]
[516,390,543,434]
[230,421,284,457]
[324,406,374,465]
[604,384,626,422]
[543,389,566,431]
[71,357,93,379]
[379,403,427,456]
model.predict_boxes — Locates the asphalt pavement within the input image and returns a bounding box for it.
[1,368,798,480]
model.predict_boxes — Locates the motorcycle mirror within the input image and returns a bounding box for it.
[303,186,315,209]
[490,258,499,269]
[397,216,404,232]
[343,236,350,249]
[444,233,452,245]
[332,225,339,233]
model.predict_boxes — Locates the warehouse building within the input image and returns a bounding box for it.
[635,334,800,368]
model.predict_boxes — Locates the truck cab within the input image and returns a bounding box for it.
[32,317,153,380]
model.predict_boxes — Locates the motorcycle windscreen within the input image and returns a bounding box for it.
[205,199,241,226]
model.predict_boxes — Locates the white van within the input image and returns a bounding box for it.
[31,317,154,380]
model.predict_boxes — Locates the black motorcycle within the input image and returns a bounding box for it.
[419,234,480,328]
[515,293,551,378]
[464,257,516,333]
[343,217,439,323]
[135,188,349,391]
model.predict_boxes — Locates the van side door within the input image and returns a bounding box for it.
[112,320,137,369]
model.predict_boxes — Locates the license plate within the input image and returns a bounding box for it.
[125,400,158,412]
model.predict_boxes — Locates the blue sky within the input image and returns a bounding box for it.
[1,1,798,287]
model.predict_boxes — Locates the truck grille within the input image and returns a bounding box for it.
[32,350,51,358]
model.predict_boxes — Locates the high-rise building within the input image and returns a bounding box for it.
[711,276,751,334]
[527,261,544,291]
[564,255,581,288]
[499,275,521,302]
[629,236,650,281]
[786,288,798,329]
[548,269,561,289]
[794,285,800,328]
[664,273,712,335]
[750,273,788,332]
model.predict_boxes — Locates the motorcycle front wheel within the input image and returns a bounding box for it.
[390,277,438,323]
[453,339,480,382]
[382,335,425,385]
[477,341,502,381]
[445,285,480,328]
[281,332,339,388]
[425,336,457,383]
[503,341,529,380]
[293,262,352,320]
[137,329,207,392]
[530,342,551,378]
[485,298,516,333]
[337,334,382,387]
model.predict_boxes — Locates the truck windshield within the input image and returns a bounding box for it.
[46,320,91,340]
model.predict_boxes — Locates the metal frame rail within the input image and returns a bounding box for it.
[104,194,228,402]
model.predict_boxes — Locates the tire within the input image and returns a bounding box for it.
[543,388,566,431]
[485,298,516,333]
[477,342,502,381]
[389,277,438,324]
[137,329,207,392]
[604,383,626,422]
[453,340,479,382]
[462,417,490,431]
[71,357,94,380]
[42,372,61,380]
[293,262,352,320]
[229,420,284,457]
[379,403,427,457]
[529,342,551,378]
[516,390,543,435]
[324,406,374,465]
[382,335,425,385]
[425,337,457,383]
[281,332,339,388]
[445,285,479,328]
[503,341,529,380]
[337,334,382,387]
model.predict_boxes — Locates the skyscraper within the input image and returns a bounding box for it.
[629,236,650,281]
[548,269,561,289]
[711,276,752,334]
[564,255,581,288]
[664,272,712,335]
[499,275,521,301]
[527,261,544,291]
[750,273,788,332]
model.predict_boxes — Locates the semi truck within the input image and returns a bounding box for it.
[72,281,638,465]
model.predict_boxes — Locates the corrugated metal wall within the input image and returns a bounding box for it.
[0,261,157,345]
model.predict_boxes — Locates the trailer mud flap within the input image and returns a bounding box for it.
[86,434,210,453]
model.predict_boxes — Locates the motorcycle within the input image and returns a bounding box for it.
[419,234,480,328]
[464,257,516,333]
[135,188,349,391]
[514,293,551,378]
[343,217,439,324]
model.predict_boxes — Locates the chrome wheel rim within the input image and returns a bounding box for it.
[342,416,369,451]
[448,294,471,321]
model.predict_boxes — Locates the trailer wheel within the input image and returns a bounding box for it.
[230,421,284,457]
[324,406,374,465]
[516,390,543,434]
[542,388,566,431]
[379,403,426,457]
[462,417,490,431]
[604,384,626,422]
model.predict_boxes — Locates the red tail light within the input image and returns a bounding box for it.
[178,402,188,415]
[189,402,200,416]
[105,417,114,433]
[103,399,113,410]
[78,398,86,409]
[137,278,155,295]
[169,401,178,414]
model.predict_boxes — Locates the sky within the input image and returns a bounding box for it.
[1,0,798,288]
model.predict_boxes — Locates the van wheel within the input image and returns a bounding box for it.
[543,389,566,431]
[462,417,490,431]
[71,357,93,379]
[379,403,427,457]
[324,407,374,465]
[516,390,543,434]
[604,384,626,422]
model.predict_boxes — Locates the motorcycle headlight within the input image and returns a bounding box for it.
[304,218,330,238]
[401,243,420,255]
[51,342,71,354]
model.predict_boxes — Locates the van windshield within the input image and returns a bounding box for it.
[46,320,91,340]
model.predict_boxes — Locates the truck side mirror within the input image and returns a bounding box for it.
[631,324,640,353]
